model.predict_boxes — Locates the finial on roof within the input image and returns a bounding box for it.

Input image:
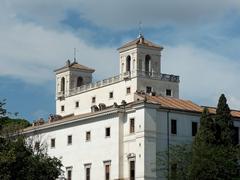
[74,48,77,63]
[138,21,144,38]
[66,59,71,67]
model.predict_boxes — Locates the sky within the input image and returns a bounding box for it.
[1,0,240,121]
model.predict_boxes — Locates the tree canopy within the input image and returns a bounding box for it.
[0,99,63,180]
[160,94,240,180]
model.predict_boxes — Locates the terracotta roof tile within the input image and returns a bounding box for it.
[55,61,95,73]
[204,107,240,118]
[118,36,162,50]
[139,94,203,112]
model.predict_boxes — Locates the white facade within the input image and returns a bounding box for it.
[24,35,240,180]
[55,35,179,117]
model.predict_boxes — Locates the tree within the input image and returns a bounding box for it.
[0,99,63,180]
[0,136,63,180]
[0,99,7,117]
[157,144,192,180]
[0,99,30,137]
[189,94,240,180]
[159,94,240,180]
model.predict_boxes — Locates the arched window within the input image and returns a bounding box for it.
[77,76,83,87]
[145,55,151,73]
[61,77,65,92]
[126,56,131,72]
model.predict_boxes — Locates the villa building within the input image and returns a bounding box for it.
[24,34,240,180]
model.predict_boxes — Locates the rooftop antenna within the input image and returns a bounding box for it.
[138,21,143,38]
[74,48,77,63]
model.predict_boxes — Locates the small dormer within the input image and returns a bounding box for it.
[55,60,95,99]
[118,34,163,76]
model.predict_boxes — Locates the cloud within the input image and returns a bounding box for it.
[163,44,240,109]
[0,10,118,84]
[0,0,240,112]
[3,0,240,30]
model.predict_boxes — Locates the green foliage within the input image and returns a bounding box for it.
[158,94,240,180]
[0,136,63,180]
[215,94,234,145]
[0,99,30,135]
[0,99,62,179]
[0,117,30,128]
[190,94,240,180]
[158,144,192,180]
[0,99,7,117]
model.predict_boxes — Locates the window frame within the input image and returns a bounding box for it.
[192,122,198,136]
[67,135,72,145]
[171,119,177,135]
[105,164,110,180]
[66,167,73,180]
[129,160,135,180]
[86,131,91,141]
[92,96,96,104]
[34,141,40,151]
[126,87,131,95]
[61,105,65,112]
[130,118,135,134]
[109,91,113,99]
[166,89,172,96]
[67,168,72,180]
[84,164,91,180]
[75,101,79,108]
[146,86,152,93]
[50,138,55,148]
[105,127,111,138]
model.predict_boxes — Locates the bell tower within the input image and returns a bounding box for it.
[118,34,179,98]
[118,34,163,76]
[55,60,95,100]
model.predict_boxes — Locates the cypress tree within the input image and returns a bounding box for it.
[215,94,233,145]
[190,108,217,180]
[190,95,240,179]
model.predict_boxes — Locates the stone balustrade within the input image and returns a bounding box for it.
[57,70,179,98]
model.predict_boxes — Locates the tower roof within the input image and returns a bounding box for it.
[54,60,95,74]
[118,35,163,51]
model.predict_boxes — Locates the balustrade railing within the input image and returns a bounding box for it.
[60,70,179,97]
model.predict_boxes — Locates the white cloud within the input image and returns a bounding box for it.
[2,0,240,30]
[0,12,118,84]
[0,0,239,111]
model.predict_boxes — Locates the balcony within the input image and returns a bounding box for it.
[136,70,179,82]
[66,70,179,97]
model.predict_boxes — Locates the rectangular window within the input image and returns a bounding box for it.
[126,87,131,94]
[105,164,110,180]
[51,138,55,148]
[67,169,72,180]
[86,167,90,180]
[92,97,96,103]
[146,86,152,93]
[86,131,91,141]
[109,92,113,99]
[233,127,239,145]
[192,122,198,136]
[75,101,79,108]
[105,127,111,137]
[130,118,135,133]
[166,89,172,96]
[171,119,177,135]
[129,160,135,180]
[67,135,72,145]
[61,105,65,112]
[34,141,40,151]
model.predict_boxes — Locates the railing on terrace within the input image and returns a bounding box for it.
[57,70,179,97]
